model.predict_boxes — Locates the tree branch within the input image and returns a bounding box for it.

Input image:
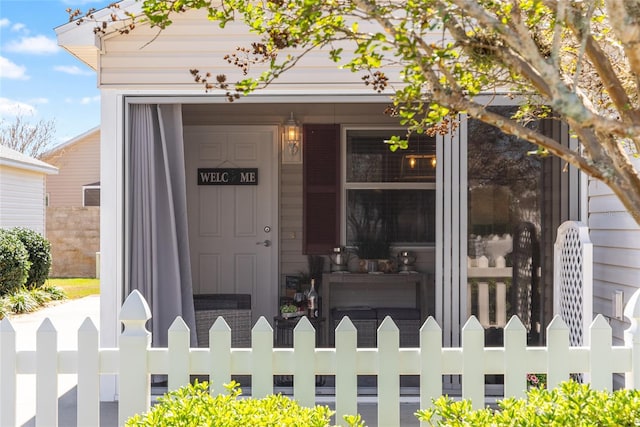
[604,0,640,86]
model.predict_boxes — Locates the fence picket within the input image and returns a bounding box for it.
[378,317,400,427]
[420,317,442,425]
[252,317,273,398]
[8,288,640,427]
[624,288,640,389]
[477,282,490,326]
[335,317,357,427]
[0,318,16,427]
[589,315,613,390]
[293,317,316,408]
[168,317,190,391]
[209,317,231,395]
[546,315,570,389]
[77,318,99,427]
[503,316,527,398]
[36,319,57,427]
[118,290,151,425]
[461,316,485,409]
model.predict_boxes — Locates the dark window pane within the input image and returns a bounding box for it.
[347,130,436,183]
[346,190,436,245]
[467,106,542,238]
[84,188,100,207]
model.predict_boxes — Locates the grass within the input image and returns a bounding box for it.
[44,278,100,299]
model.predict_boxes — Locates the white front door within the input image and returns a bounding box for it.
[184,125,277,322]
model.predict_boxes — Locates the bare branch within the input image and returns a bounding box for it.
[604,0,640,84]
[0,114,57,158]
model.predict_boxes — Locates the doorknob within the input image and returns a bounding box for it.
[256,239,272,247]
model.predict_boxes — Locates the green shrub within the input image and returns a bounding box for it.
[0,229,31,295]
[29,287,52,305]
[126,381,364,427]
[8,289,38,314]
[10,227,51,288]
[0,297,10,320]
[416,380,640,426]
[40,284,66,301]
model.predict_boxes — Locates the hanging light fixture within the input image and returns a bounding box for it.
[282,112,302,163]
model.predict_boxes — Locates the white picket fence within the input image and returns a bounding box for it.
[3,289,640,427]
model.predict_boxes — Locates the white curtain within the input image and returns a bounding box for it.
[128,104,196,346]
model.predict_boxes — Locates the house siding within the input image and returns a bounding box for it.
[42,129,100,207]
[181,103,436,291]
[588,171,640,345]
[98,8,410,90]
[41,129,101,277]
[0,166,47,235]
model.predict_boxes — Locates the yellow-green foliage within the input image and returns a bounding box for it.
[126,381,365,427]
[417,380,640,426]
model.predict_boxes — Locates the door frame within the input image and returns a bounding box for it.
[183,124,280,320]
[121,100,279,318]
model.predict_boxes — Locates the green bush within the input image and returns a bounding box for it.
[416,380,640,426]
[40,284,66,301]
[0,229,31,295]
[0,297,11,320]
[8,289,38,314]
[126,381,364,427]
[10,227,51,288]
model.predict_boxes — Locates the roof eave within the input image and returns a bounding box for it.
[0,158,59,175]
[54,0,143,71]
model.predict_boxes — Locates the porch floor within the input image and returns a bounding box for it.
[25,386,421,427]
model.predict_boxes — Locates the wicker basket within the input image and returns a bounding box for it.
[194,294,251,348]
[331,307,377,348]
[376,308,421,347]
[195,309,251,348]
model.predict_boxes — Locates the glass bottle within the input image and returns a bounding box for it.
[307,279,318,318]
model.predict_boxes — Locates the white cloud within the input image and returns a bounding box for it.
[0,98,37,117]
[5,35,59,55]
[0,18,9,28]
[80,95,100,105]
[0,56,29,80]
[54,65,93,76]
[63,95,100,105]
[28,98,49,105]
[11,23,26,33]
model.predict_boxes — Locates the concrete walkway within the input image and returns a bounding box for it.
[8,296,420,427]
[8,295,117,427]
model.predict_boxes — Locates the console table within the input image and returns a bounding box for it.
[321,272,429,345]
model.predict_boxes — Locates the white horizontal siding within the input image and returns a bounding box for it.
[590,230,640,249]
[0,166,46,234]
[99,8,410,90]
[589,176,640,344]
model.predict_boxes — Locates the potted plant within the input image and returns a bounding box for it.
[355,238,390,273]
[279,303,300,318]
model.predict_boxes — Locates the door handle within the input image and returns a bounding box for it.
[256,239,272,247]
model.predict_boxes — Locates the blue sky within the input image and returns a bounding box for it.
[0,0,105,149]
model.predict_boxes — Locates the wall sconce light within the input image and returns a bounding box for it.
[282,112,302,163]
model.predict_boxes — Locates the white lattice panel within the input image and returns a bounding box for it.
[554,221,593,346]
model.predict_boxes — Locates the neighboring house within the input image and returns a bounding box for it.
[55,2,638,399]
[0,145,58,235]
[41,127,100,278]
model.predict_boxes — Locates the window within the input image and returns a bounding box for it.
[83,183,100,207]
[344,129,436,246]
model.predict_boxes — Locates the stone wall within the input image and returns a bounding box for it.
[46,207,100,278]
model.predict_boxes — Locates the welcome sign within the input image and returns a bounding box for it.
[197,168,258,185]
